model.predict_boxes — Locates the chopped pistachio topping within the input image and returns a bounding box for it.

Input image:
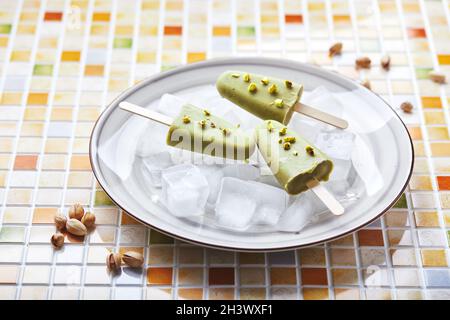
[231,73,240,78]
[274,98,284,108]
[248,83,257,93]
[198,120,206,129]
[285,80,293,89]
[268,84,277,94]
[222,128,230,136]
[293,151,299,156]
[278,139,282,144]
[306,146,315,156]
[261,77,269,85]
[279,127,287,136]
[266,121,274,132]
[210,122,216,128]
[203,109,211,116]
[244,159,249,164]
[182,115,191,124]
[283,142,291,150]
[243,73,250,82]
[236,123,241,128]
[284,136,296,143]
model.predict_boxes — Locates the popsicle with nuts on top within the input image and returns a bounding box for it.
[216,71,348,129]
[255,119,344,215]
[119,101,255,160]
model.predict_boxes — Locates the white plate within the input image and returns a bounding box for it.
[89,57,413,251]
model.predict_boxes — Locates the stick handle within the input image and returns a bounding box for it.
[119,101,173,126]
[306,180,345,216]
[294,102,349,129]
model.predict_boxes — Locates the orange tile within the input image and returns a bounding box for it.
[438,54,450,65]
[61,51,81,61]
[333,15,350,23]
[414,211,440,227]
[431,143,450,156]
[0,37,8,47]
[121,212,141,224]
[32,207,58,223]
[187,52,205,63]
[407,126,422,140]
[213,26,230,36]
[27,93,48,105]
[270,267,297,285]
[421,249,448,267]
[118,247,144,255]
[334,288,360,300]
[84,65,104,76]
[285,14,303,24]
[70,155,91,170]
[303,288,329,300]
[437,176,450,190]
[44,12,62,21]
[147,267,173,285]
[178,288,203,300]
[0,92,22,104]
[209,268,234,285]
[407,28,426,38]
[14,155,38,170]
[358,229,384,246]
[427,127,449,140]
[164,26,182,35]
[209,288,235,300]
[93,12,110,22]
[409,175,433,191]
[301,268,328,285]
[421,97,442,109]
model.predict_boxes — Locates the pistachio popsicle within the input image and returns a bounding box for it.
[217,71,348,129]
[119,101,255,160]
[217,71,302,125]
[255,120,333,195]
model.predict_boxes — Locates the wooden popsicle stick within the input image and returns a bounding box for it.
[294,102,349,129]
[119,101,172,126]
[306,179,345,216]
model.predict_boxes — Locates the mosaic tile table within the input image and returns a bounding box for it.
[0,0,450,300]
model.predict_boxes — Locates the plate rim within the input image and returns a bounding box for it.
[89,56,414,252]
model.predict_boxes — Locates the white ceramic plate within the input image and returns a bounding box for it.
[89,57,413,251]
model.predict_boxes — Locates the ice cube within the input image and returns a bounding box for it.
[156,94,185,118]
[221,108,260,131]
[223,164,260,181]
[288,114,323,143]
[253,206,281,226]
[215,178,257,230]
[197,164,225,205]
[302,86,344,117]
[136,122,169,157]
[141,151,174,187]
[277,193,316,232]
[161,164,209,217]
[315,130,356,160]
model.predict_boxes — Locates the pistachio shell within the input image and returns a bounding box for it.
[51,233,64,248]
[66,218,87,236]
[107,252,122,272]
[81,212,96,228]
[69,203,84,220]
[54,213,67,231]
[122,251,144,268]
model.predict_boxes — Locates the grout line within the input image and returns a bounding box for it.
[206,0,213,60]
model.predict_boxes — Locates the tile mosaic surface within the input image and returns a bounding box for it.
[0,0,449,300]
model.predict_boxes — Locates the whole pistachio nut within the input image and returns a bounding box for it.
[66,218,87,236]
[122,251,144,268]
[355,56,371,69]
[329,42,343,57]
[51,232,64,248]
[69,203,84,220]
[54,213,67,231]
[380,55,391,70]
[81,212,96,228]
[107,252,122,272]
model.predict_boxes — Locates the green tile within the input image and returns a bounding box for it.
[415,68,432,79]
[161,65,176,71]
[0,226,25,242]
[113,38,132,48]
[149,230,174,244]
[0,24,12,34]
[237,26,255,37]
[33,64,53,76]
[94,190,114,205]
[393,193,407,209]
[447,231,450,247]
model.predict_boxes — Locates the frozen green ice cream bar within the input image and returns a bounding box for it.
[167,104,255,160]
[255,120,333,194]
[216,71,303,125]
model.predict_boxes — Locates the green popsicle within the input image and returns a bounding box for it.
[167,104,255,160]
[216,71,303,125]
[255,120,333,194]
